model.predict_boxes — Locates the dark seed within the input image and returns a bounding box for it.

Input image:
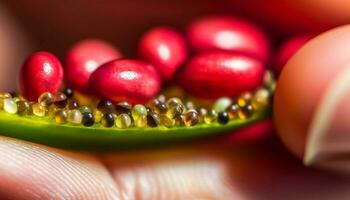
[226,103,239,119]
[53,93,68,108]
[16,100,32,115]
[217,112,229,124]
[82,112,95,127]
[147,112,160,127]
[63,88,74,98]
[101,113,115,127]
[97,99,114,113]
[67,99,79,110]
[115,101,132,114]
[238,104,254,119]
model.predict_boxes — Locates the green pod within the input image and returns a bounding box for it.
[0,109,270,151]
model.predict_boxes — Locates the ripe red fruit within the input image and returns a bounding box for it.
[186,16,270,62]
[138,27,187,81]
[89,59,161,104]
[274,35,313,75]
[177,51,264,99]
[19,52,64,101]
[65,39,121,94]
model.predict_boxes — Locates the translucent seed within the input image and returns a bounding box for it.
[53,92,68,108]
[67,99,80,110]
[213,97,232,112]
[17,100,32,115]
[101,113,115,127]
[252,88,270,110]
[196,107,207,123]
[204,109,217,124]
[226,103,239,119]
[115,101,132,115]
[3,98,17,114]
[184,110,199,127]
[62,88,74,98]
[116,113,132,129]
[82,112,95,127]
[32,103,47,117]
[132,104,148,128]
[238,104,254,119]
[166,97,183,108]
[78,106,92,114]
[93,109,103,123]
[217,112,229,124]
[38,92,54,107]
[67,109,83,125]
[174,115,185,127]
[166,103,184,119]
[48,105,60,119]
[147,112,160,127]
[237,92,252,107]
[147,99,167,114]
[54,109,68,124]
[159,114,175,128]
[157,94,166,103]
[0,92,12,110]
[97,100,114,113]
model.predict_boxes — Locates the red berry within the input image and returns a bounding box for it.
[177,51,264,99]
[138,27,187,81]
[89,59,161,104]
[274,35,313,75]
[186,16,270,62]
[65,39,121,94]
[19,52,64,101]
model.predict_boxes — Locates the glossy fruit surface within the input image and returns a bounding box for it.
[19,52,63,101]
[274,35,313,75]
[187,16,270,62]
[177,51,265,99]
[89,59,161,104]
[138,27,187,81]
[65,39,121,94]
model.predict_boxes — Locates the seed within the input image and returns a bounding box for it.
[185,101,196,110]
[67,99,79,110]
[53,92,68,108]
[38,92,54,107]
[115,101,132,114]
[17,100,32,115]
[217,112,229,125]
[166,103,184,119]
[183,110,199,127]
[3,99,17,114]
[237,92,252,107]
[97,99,114,113]
[54,109,68,124]
[226,103,239,119]
[204,109,217,124]
[159,114,174,128]
[252,88,270,110]
[174,115,185,126]
[93,109,103,123]
[67,109,83,125]
[238,104,254,119]
[62,88,74,98]
[32,103,47,117]
[196,107,207,122]
[48,105,60,118]
[132,104,148,128]
[157,94,166,103]
[213,97,232,112]
[147,99,167,114]
[166,97,183,107]
[78,106,92,114]
[82,112,95,127]
[0,92,12,109]
[115,113,132,129]
[147,112,161,127]
[101,113,115,127]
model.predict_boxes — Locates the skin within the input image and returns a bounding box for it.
[1,1,350,199]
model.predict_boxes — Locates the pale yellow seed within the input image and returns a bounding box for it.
[204,109,217,124]
[32,103,47,117]
[115,113,132,129]
[252,88,270,110]
[159,114,175,128]
[55,110,68,124]
[67,110,83,125]
[93,109,103,123]
[3,98,17,114]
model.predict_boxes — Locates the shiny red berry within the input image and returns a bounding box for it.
[274,35,313,75]
[89,59,161,104]
[186,16,270,62]
[19,52,63,101]
[177,51,264,99]
[138,27,187,81]
[65,39,121,94]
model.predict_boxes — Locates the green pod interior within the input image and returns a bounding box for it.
[0,109,270,151]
